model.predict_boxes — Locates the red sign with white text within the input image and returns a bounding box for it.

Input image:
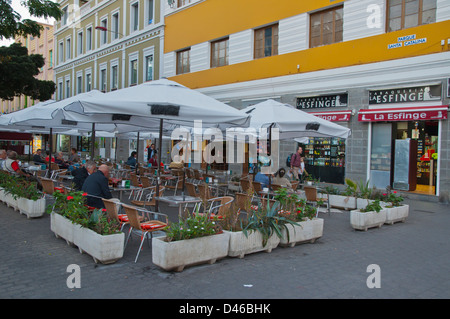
[358,106,448,122]
[309,110,352,122]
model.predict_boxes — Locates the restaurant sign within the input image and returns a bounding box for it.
[358,106,448,122]
[369,84,441,105]
[309,110,352,122]
[296,93,348,109]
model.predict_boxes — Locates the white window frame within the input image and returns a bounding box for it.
[111,10,120,41]
[128,51,139,86]
[57,78,63,100]
[62,6,68,26]
[77,30,83,56]
[85,68,92,92]
[99,62,108,92]
[145,0,155,26]
[110,58,119,91]
[100,16,108,46]
[65,37,71,60]
[130,0,139,33]
[65,75,71,98]
[76,70,83,94]
[58,41,64,64]
[143,46,155,82]
[86,25,93,51]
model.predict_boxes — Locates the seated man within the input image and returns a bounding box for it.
[126,151,137,168]
[273,168,293,191]
[254,171,270,189]
[72,160,96,191]
[55,152,69,169]
[3,150,30,177]
[32,149,46,165]
[82,164,113,209]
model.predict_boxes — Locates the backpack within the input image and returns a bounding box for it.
[286,153,293,167]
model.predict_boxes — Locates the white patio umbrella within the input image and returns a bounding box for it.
[63,79,251,203]
[239,99,351,140]
[235,99,351,182]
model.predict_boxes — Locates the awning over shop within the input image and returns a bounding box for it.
[0,131,33,141]
[358,105,448,122]
[308,110,352,122]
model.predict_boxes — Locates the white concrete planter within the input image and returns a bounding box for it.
[350,208,387,231]
[279,218,324,247]
[18,197,46,219]
[74,227,124,264]
[152,232,230,272]
[3,192,18,211]
[329,195,357,210]
[50,212,79,245]
[225,230,280,258]
[384,204,409,225]
[0,187,4,202]
[51,212,124,264]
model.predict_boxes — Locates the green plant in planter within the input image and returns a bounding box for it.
[342,178,358,197]
[357,179,372,199]
[49,190,120,235]
[165,214,222,242]
[359,199,382,213]
[382,190,404,207]
[0,172,43,200]
[243,201,300,247]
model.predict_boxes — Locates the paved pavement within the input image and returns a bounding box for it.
[1,192,449,301]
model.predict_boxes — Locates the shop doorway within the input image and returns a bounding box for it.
[394,121,438,195]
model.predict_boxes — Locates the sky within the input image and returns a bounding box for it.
[0,0,56,47]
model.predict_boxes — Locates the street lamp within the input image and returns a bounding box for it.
[95,26,123,37]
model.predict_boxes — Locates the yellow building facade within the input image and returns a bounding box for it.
[163,0,450,200]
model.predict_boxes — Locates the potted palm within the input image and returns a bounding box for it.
[225,200,299,258]
[152,214,229,272]
[350,199,387,231]
[382,189,408,224]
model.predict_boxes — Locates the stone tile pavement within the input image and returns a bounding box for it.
[0,195,449,300]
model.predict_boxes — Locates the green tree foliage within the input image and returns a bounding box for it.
[0,0,62,40]
[0,42,56,100]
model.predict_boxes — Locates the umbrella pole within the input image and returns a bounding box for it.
[90,123,96,160]
[135,131,140,174]
[155,119,163,212]
[48,128,53,177]
[114,137,118,165]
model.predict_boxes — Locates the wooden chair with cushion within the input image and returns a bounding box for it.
[102,198,130,231]
[122,204,168,263]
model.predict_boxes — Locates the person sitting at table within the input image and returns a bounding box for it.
[148,153,158,168]
[55,152,69,169]
[45,150,55,163]
[32,149,46,165]
[254,170,271,189]
[68,148,79,164]
[273,168,293,191]
[3,150,31,178]
[82,164,113,209]
[72,160,96,191]
[126,151,137,168]
[0,149,7,170]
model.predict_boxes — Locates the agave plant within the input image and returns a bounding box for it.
[243,201,299,247]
